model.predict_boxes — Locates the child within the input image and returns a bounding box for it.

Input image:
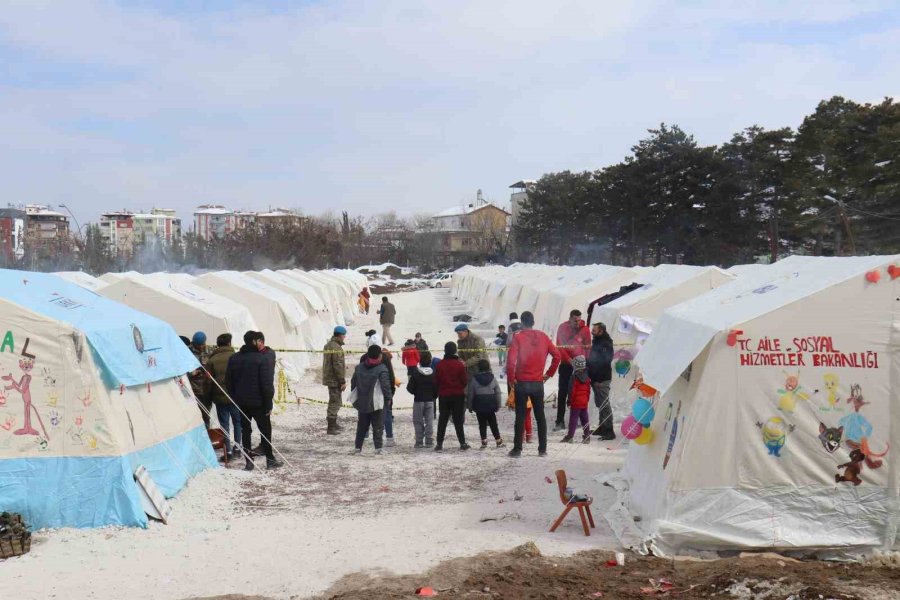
[561,355,591,443]
[407,354,438,447]
[467,359,504,449]
[402,339,420,377]
[434,342,470,452]
[494,325,508,367]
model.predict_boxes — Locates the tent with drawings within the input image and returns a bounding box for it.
[0,270,216,529]
[607,255,900,555]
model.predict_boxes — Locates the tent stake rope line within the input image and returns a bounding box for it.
[202,369,296,469]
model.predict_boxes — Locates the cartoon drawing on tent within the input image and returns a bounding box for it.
[817,423,843,453]
[836,449,866,485]
[838,384,872,444]
[2,356,49,439]
[821,374,842,411]
[614,348,633,377]
[757,416,794,457]
[777,371,809,414]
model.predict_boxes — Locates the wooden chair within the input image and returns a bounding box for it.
[549,469,595,536]
[207,428,229,465]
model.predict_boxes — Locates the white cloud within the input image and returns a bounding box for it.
[0,0,897,225]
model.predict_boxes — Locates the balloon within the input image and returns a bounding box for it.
[615,359,632,377]
[632,398,655,426]
[621,415,643,440]
[634,428,654,445]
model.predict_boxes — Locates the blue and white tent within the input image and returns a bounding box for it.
[0,270,217,529]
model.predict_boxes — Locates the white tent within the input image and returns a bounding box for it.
[615,255,900,555]
[194,271,310,378]
[301,271,357,324]
[726,263,771,277]
[283,271,345,328]
[98,276,258,342]
[244,270,329,350]
[539,266,641,335]
[54,271,109,292]
[589,265,734,415]
[2,270,215,529]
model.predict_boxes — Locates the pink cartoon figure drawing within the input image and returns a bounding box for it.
[2,357,49,439]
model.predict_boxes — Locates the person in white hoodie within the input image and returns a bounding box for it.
[406,351,439,448]
[365,329,383,349]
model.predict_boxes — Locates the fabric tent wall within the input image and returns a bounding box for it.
[98,277,259,343]
[0,271,215,529]
[621,255,900,555]
[245,271,329,351]
[54,271,109,292]
[284,271,345,328]
[195,272,310,377]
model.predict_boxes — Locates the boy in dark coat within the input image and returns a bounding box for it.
[407,352,438,447]
[466,359,504,449]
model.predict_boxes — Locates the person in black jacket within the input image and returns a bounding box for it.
[407,352,438,448]
[587,322,615,440]
[226,331,283,471]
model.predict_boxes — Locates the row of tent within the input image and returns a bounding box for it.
[56,268,368,387]
[452,255,900,556]
[0,268,366,530]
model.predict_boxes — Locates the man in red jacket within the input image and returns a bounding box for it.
[506,311,561,457]
[554,309,591,431]
[434,341,470,452]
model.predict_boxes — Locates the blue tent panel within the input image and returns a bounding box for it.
[0,425,217,529]
[0,270,198,386]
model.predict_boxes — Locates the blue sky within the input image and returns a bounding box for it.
[1,0,898,228]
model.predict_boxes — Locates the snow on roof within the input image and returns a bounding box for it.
[432,202,510,219]
[193,205,233,215]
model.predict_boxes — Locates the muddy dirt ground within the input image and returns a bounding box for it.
[192,543,900,600]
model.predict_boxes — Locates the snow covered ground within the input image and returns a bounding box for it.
[5,288,625,600]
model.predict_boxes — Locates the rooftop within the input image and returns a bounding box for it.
[432,202,510,219]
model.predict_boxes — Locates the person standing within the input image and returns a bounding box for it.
[587,322,616,440]
[407,353,438,448]
[206,333,240,459]
[506,311,561,458]
[401,339,421,377]
[226,331,283,471]
[188,331,212,427]
[414,332,429,352]
[466,359,504,449]
[361,286,371,314]
[365,329,382,349]
[554,309,591,431]
[455,323,487,377]
[435,341,470,452]
[561,355,592,443]
[351,345,393,454]
[494,325,508,368]
[358,345,398,446]
[322,325,348,436]
[379,297,396,346]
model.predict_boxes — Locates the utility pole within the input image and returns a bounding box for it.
[824,196,856,255]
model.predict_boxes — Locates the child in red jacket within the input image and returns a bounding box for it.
[562,355,592,443]
[402,339,420,377]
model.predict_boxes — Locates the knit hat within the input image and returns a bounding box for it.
[192,331,207,345]
[334,325,347,336]
[444,341,457,355]
[454,323,469,332]
[572,355,587,371]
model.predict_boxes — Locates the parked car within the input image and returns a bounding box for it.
[430,273,453,288]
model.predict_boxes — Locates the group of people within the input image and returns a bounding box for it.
[183,330,284,471]
[321,297,618,458]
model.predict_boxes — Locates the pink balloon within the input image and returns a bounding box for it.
[621,415,643,440]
